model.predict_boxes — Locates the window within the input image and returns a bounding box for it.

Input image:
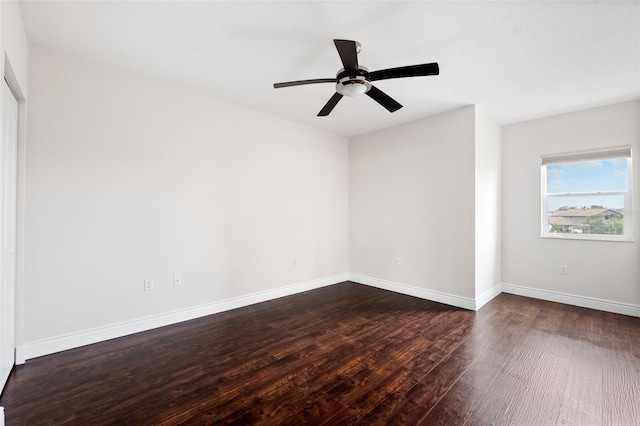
[541,146,632,241]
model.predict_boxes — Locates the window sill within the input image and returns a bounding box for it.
[541,234,633,243]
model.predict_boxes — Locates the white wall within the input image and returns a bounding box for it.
[502,101,640,306]
[349,106,477,300]
[1,1,28,92]
[24,46,349,344]
[474,106,501,298]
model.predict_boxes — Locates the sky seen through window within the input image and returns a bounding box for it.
[546,159,628,211]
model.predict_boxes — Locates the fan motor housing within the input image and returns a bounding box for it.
[336,67,371,96]
[336,66,370,80]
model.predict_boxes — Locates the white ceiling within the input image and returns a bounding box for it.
[18,1,640,137]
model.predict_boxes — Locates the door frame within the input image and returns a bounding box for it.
[3,56,26,366]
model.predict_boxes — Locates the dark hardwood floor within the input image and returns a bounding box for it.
[1,281,639,425]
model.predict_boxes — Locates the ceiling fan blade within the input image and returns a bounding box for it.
[369,63,439,82]
[366,86,403,113]
[274,78,336,88]
[318,92,344,116]
[334,39,359,71]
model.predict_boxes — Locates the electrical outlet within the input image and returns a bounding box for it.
[174,274,182,287]
[559,265,568,275]
[395,257,402,267]
[144,278,154,291]
[292,259,297,268]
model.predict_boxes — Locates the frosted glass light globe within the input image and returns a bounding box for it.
[340,82,368,97]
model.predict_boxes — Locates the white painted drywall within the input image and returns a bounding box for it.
[502,101,640,305]
[24,46,348,343]
[1,1,28,93]
[474,106,501,297]
[349,106,477,299]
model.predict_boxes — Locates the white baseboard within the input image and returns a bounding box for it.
[15,347,25,365]
[18,273,349,362]
[19,275,637,363]
[475,284,503,310]
[501,283,640,317]
[348,273,476,311]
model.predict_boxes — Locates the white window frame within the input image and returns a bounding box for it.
[541,146,633,242]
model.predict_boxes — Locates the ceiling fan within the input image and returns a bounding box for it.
[273,39,439,117]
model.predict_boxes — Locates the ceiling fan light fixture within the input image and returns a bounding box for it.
[337,76,370,97]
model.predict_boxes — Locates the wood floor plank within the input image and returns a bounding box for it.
[603,349,640,425]
[556,307,605,426]
[504,332,571,425]
[383,329,495,426]
[417,298,541,425]
[1,282,639,425]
